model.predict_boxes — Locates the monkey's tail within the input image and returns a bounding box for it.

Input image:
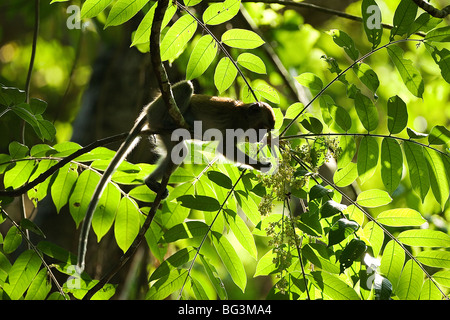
[76,113,147,273]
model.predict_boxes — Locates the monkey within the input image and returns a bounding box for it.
[76,80,275,273]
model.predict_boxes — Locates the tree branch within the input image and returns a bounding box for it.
[411,0,450,18]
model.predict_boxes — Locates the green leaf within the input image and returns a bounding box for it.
[221,29,264,49]
[68,169,98,226]
[92,182,121,241]
[376,208,426,227]
[396,259,423,300]
[162,221,209,243]
[114,197,141,252]
[4,250,41,300]
[433,270,450,288]
[329,104,352,132]
[425,26,450,43]
[424,149,450,209]
[237,52,266,74]
[328,218,359,246]
[409,13,442,37]
[302,244,340,274]
[9,141,29,159]
[390,0,417,39]
[186,35,217,80]
[3,226,22,254]
[224,209,257,259]
[254,249,278,277]
[333,162,358,187]
[361,0,382,49]
[214,57,237,93]
[200,255,228,299]
[300,114,323,134]
[29,98,47,115]
[380,138,403,194]
[207,170,233,190]
[295,72,323,96]
[354,92,378,132]
[387,95,408,134]
[51,164,78,214]
[202,0,241,25]
[161,14,197,61]
[337,135,356,168]
[177,194,221,211]
[407,127,428,139]
[105,0,148,28]
[357,136,379,184]
[149,248,197,282]
[147,269,188,300]
[190,276,210,300]
[24,268,51,300]
[380,240,404,292]
[339,239,367,273]
[398,229,450,247]
[428,47,450,84]
[328,29,359,60]
[211,231,247,292]
[428,125,450,145]
[3,159,36,189]
[353,63,379,92]
[131,2,176,46]
[309,184,333,200]
[320,200,347,219]
[310,271,360,300]
[81,0,113,19]
[20,219,46,238]
[416,250,450,268]
[420,279,442,300]
[403,141,430,202]
[37,241,77,265]
[362,221,384,257]
[255,82,280,104]
[357,189,392,208]
[387,45,424,98]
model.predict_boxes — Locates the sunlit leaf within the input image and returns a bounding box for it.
[327,29,359,61]
[114,196,140,253]
[353,63,379,92]
[221,29,264,49]
[398,229,450,247]
[333,162,358,187]
[424,148,450,210]
[211,231,247,292]
[310,271,360,300]
[390,0,418,39]
[357,136,379,184]
[357,189,392,207]
[214,57,237,93]
[186,35,217,80]
[416,250,450,268]
[387,95,408,134]
[237,53,266,74]
[376,208,426,227]
[380,240,404,292]
[403,141,429,202]
[396,259,423,300]
[81,0,113,19]
[202,0,241,25]
[105,0,148,28]
[387,45,424,98]
[425,26,450,43]
[51,163,78,214]
[147,269,188,300]
[354,92,378,132]
[161,14,197,61]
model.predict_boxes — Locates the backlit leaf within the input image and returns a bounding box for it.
[376,208,426,227]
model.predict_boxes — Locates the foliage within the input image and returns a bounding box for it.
[0,0,449,300]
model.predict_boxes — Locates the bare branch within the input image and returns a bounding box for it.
[411,0,450,18]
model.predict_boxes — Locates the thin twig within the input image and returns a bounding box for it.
[1,208,67,299]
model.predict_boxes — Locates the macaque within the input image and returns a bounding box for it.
[76,80,275,272]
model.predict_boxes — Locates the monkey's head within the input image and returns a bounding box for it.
[245,101,276,143]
